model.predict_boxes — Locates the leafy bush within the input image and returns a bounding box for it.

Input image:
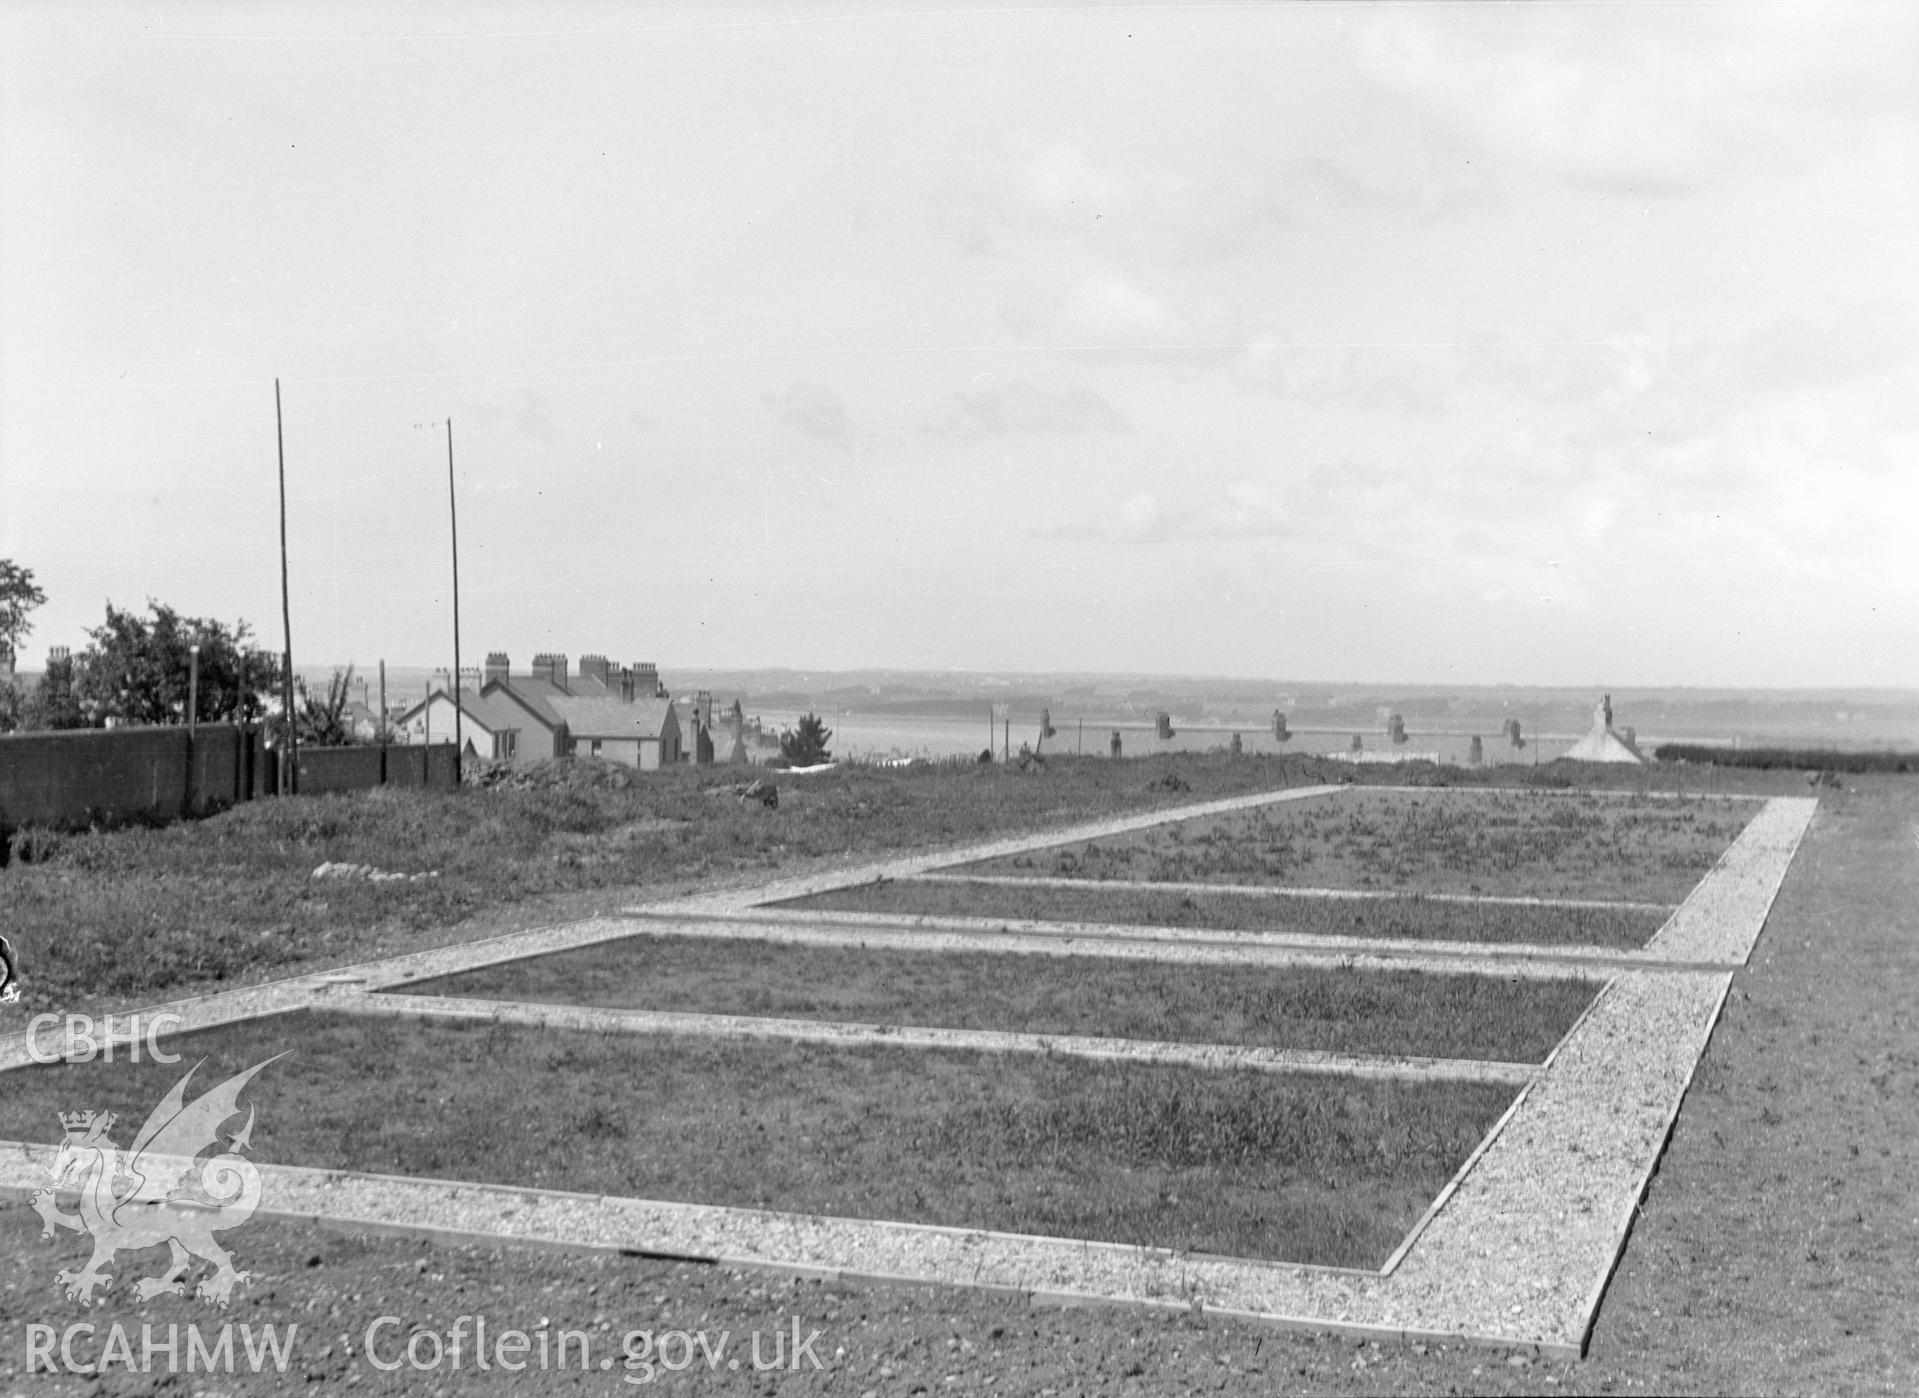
[779,712,834,766]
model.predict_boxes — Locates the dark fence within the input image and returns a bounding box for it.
[296,744,384,795]
[0,724,457,836]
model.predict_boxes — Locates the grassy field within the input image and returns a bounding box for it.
[0,765,1906,1396]
[0,755,1741,1016]
[0,1010,1515,1270]
[777,876,1666,947]
[407,933,1599,1062]
[957,787,1750,902]
[0,754,1332,1013]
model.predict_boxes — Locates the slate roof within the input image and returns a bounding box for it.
[482,676,567,729]
[547,696,677,741]
[393,688,523,733]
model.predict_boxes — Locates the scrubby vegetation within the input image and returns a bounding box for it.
[0,754,1319,1010]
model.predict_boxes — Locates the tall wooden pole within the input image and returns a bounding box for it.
[447,418,463,787]
[378,658,388,783]
[275,379,297,795]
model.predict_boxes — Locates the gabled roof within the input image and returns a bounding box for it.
[548,696,678,741]
[482,676,566,730]
[1563,723,1646,764]
[393,688,522,734]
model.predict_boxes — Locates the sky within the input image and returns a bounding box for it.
[2,0,1914,689]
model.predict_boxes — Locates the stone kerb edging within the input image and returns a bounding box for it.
[339,992,1538,1085]
[605,911,1614,981]
[908,873,1679,913]
[630,905,1659,975]
[1642,797,1816,964]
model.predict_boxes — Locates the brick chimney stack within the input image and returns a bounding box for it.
[530,653,569,691]
[484,652,510,685]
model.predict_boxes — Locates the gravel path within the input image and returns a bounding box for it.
[1643,796,1816,963]
[662,906,1650,977]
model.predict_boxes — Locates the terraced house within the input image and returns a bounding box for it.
[394,652,682,769]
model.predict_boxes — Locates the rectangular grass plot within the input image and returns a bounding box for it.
[775,879,1667,949]
[953,789,1750,903]
[0,1012,1520,1271]
[400,933,1598,1064]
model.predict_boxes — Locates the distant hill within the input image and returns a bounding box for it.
[291,663,1919,750]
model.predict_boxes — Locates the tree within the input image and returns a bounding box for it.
[0,559,47,663]
[73,601,279,728]
[19,650,86,730]
[289,665,366,747]
[0,559,47,732]
[779,712,834,766]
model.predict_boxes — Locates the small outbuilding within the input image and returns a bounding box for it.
[1563,694,1647,764]
[548,696,682,770]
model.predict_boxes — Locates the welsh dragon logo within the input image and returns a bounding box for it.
[31,1054,286,1307]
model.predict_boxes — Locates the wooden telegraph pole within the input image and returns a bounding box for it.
[446,419,463,787]
[275,379,298,795]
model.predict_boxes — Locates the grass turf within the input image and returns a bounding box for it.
[0,1010,1516,1270]
[0,754,1330,1012]
[402,933,1599,1063]
[0,757,1782,1018]
[774,877,1666,948]
[956,787,1750,902]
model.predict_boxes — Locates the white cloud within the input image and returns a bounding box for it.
[1359,2,1919,196]
[934,378,1129,438]
[1039,481,1289,542]
[763,382,852,443]
[1001,267,1242,361]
